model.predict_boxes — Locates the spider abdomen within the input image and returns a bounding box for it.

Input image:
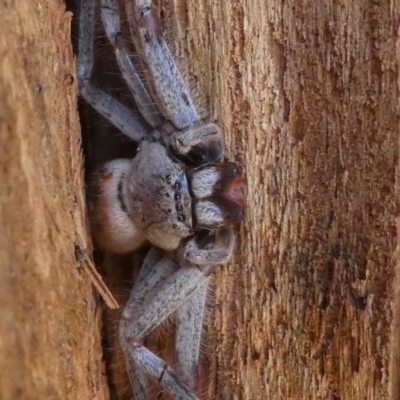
[89,159,147,254]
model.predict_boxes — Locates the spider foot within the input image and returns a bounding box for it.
[178,227,236,269]
[168,123,225,165]
[129,346,200,400]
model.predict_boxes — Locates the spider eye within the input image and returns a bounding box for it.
[141,6,151,17]
[174,181,181,190]
[174,193,181,201]
[177,214,185,222]
[176,204,182,211]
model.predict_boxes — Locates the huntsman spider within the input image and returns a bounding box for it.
[77,0,246,398]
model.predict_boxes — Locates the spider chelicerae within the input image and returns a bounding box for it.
[77,0,246,398]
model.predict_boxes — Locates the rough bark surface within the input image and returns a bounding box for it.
[170,0,400,399]
[0,1,109,399]
[1,0,400,400]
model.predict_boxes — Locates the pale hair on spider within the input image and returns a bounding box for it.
[77,0,246,399]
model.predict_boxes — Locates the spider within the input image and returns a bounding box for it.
[77,0,246,399]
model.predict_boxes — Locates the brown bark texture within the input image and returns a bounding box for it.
[1,0,400,400]
[0,1,108,399]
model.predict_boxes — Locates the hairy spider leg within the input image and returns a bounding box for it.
[119,229,235,400]
[126,0,199,129]
[78,0,149,141]
[129,249,209,392]
[125,0,225,163]
[100,0,163,127]
[120,256,203,400]
[122,247,178,400]
[176,280,208,388]
[79,0,225,163]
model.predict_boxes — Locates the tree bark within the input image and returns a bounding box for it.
[1,0,399,400]
[173,1,400,399]
[0,1,109,399]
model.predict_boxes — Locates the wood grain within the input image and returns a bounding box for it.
[0,1,108,399]
[171,1,400,398]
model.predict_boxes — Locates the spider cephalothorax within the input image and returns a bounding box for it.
[89,140,245,254]
[77,0,246,399]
